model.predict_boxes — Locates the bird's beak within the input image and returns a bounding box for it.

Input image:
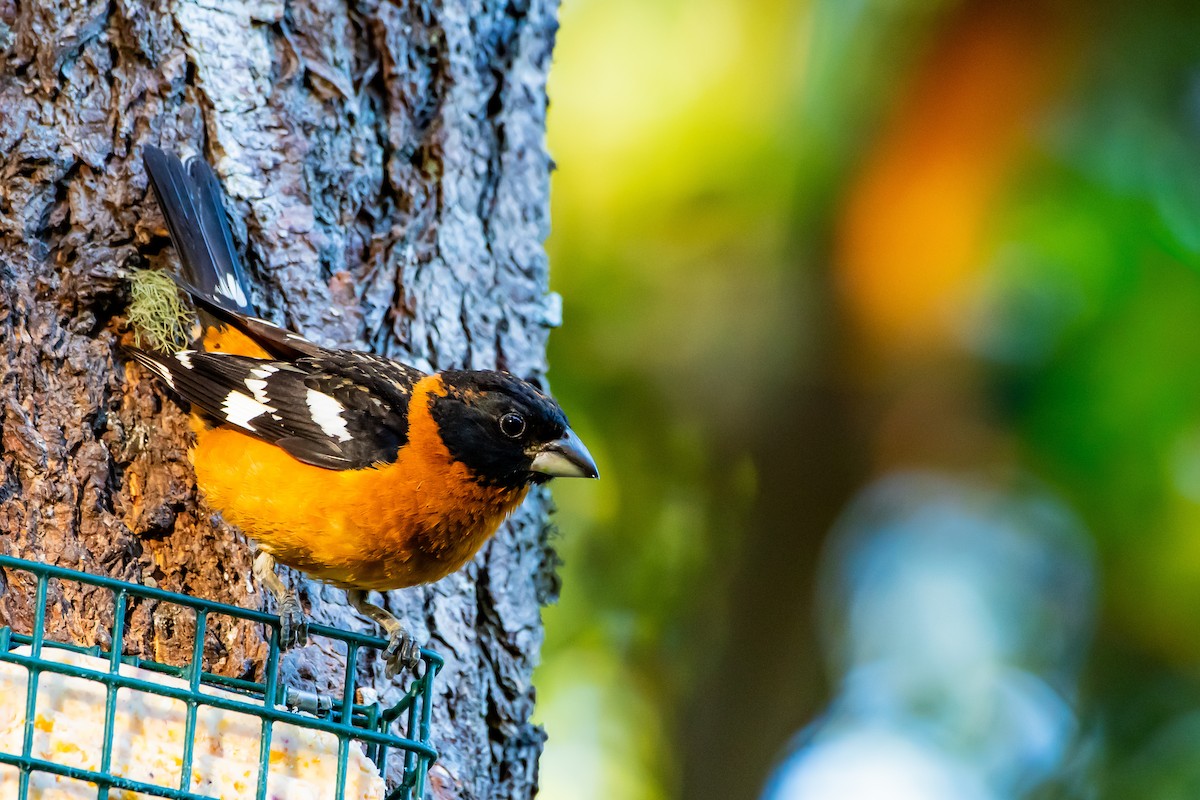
[529,428,599,479]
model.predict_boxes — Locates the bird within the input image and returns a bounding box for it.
[131,146,598,677]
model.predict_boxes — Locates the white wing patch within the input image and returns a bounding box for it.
[146,361,175,390]
[305,389,353,443]
[222,390,274,431]
[215,273,249,307]
[175,350,195,369]
[244,379,269,405]
[244,365,278,405]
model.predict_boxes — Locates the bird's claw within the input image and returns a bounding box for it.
[278,593,308,649]
[383,628,421,679]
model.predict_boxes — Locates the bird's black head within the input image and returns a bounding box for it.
[432,370,598,489]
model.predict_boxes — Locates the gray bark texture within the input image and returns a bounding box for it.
[0,0,563,797]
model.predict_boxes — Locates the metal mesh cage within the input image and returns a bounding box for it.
[0,554,442,800]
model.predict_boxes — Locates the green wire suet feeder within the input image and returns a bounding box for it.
[0,555,442,800]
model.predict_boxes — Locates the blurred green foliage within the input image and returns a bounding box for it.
[535,0,1200,797]
[535,0,808,794]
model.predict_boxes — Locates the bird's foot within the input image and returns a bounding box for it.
[382,624,421,679]
[346,589,421,678]
[278,592,309,650]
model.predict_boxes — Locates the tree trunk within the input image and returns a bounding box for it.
[0,0,561,797]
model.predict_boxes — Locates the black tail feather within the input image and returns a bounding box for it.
[171,271,325,360]
[143,145,255,316]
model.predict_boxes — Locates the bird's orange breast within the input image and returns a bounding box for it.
[190,373,528,590]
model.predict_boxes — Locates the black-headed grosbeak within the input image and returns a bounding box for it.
[132,147,598,676]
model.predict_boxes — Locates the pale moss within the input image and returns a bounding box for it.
[127,270,193,351]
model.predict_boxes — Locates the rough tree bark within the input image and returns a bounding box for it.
[0,0,562,797]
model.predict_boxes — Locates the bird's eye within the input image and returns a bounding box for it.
[499,412,526,439]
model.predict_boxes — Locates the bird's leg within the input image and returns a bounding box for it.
[347,589,420,678]
[253,552,308,649]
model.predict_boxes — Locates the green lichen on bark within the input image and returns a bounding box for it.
[126,269,192,351]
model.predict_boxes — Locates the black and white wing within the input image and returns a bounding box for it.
[132,348,425,470]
